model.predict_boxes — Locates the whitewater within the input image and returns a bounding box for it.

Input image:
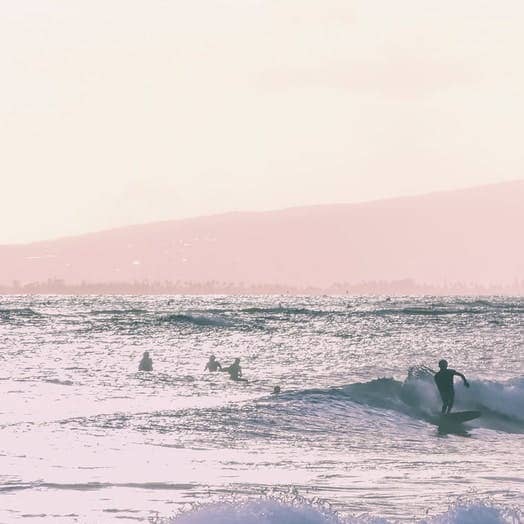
[0,295,522,523]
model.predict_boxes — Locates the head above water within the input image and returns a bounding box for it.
[209,355,215,361]
[438,359,448,370]
[234,358,240,364]
[143,351,149,358]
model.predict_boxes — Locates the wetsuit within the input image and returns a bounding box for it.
[139,357,152,371]
[224,363,242,381]
[434,368,458,414]
[205,360,222,372]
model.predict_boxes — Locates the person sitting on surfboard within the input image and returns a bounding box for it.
[204,355,222,372]
[222,358,245,381]
[138,351,153,372]
[434,359,469,414]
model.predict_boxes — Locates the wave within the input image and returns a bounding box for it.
[456,298,524,311]
[68,371,524,437]
[279,370,524,433]
[457,299,495,307]
[90,309,148,315]
[464,377,524,422]
[0,308,40,317]
[398,371,524,430]
[159,313,236,328]
[371,298,523,316]
[44,378,74,386]
[241,306,330,316]
[229,305,497,318]
[164,497,522,524]
[160,304,504,322]
[167,498,344,524]
[0,480,195,493]
[373,307,488,316]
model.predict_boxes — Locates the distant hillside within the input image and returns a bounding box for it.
[1,181,523,289]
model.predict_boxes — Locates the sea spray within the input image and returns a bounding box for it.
[159,496,521,524]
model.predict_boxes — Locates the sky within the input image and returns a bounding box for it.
[1,0,523,244]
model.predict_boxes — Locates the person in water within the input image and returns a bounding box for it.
[272,385,281,394]
[222,358,245,381]
[204,355,222,372]
[138,351,153,371]
[434,359,469,414]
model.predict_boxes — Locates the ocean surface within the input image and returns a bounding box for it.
[0,295,522,524]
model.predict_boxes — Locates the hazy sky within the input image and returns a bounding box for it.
[1,1,523,244]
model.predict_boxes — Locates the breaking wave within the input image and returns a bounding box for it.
[280,369,524,433]
[164,496,522,524]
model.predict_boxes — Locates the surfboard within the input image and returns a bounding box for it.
[440,410,481,425]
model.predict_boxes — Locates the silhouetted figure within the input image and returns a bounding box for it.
[138,351,153,372]
[272,385,281,394]
[434,359,469,414]
[223,358,246,382]
[204,355,222,372]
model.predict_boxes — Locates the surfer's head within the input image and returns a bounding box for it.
[209,355,215,361]
[438,359,448,369]
[235,358,240,364]
[143,351,149,358]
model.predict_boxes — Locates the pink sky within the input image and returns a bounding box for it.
[1,1,523,244]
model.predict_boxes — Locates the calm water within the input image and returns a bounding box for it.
[0,295,522,523]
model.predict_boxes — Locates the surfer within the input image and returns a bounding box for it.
[434,359,469,414]
[272,385,281,394]
[204,355,222,372]
[222,358,246,382]
[138,351,153,372]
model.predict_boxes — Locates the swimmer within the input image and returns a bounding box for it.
[222,358,246,382]
[138,351,153,372]
[204,355,222,372]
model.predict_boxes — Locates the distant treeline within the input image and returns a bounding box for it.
[1,278,523,295]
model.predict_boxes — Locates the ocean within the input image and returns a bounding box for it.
[0,295,522,523]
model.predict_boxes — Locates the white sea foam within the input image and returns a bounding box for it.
[425,499,523,524]
[460,378,524,422]
[167,499,346,524]
[164,498,521,524]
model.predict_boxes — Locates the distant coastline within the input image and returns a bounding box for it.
[2,181,523,291]
[1,278,522,296]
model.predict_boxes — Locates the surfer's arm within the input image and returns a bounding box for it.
[454,371,469,387]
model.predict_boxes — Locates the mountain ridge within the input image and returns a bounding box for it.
[1,180,523,288]
[5,179,521,247]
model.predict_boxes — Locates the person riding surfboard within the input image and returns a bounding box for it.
[434,359,469,414]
